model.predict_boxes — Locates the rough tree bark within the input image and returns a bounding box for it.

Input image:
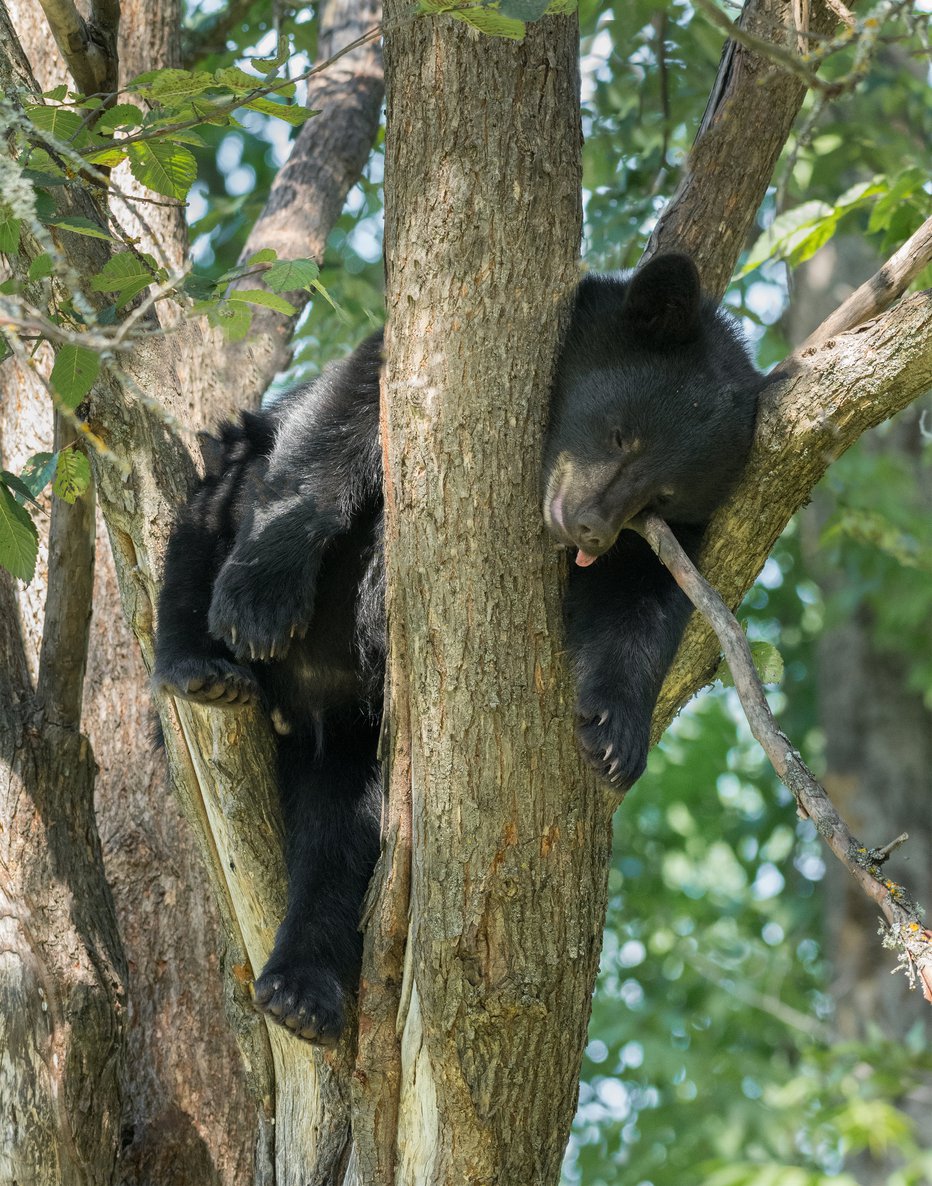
[352,10,606,1185]
[4,0,932,1183]
[0,0,385,1181]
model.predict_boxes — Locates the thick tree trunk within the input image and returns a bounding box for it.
[353,12,610,1184]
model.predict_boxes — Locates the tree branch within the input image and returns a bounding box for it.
[215,0,384,407]
[646,0,839,298]
[802,214,932,347]
[635,510,932,1003]
[36,415,96,731]
[651,289,932,742]
[37,0,119,99]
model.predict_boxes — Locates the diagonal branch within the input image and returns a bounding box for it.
[646,0,839,298]
[36,0,119,99]
[802,214,932,347]
[636,511,932,1003]
[212,0,385,408]
[650,289,932,744]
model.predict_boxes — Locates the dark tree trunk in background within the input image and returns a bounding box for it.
[788,243,932,1184]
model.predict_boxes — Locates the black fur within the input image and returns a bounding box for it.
[542,254,763,787]
[153,253,761,1045]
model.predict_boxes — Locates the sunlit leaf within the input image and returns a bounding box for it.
[0,483,38,582]
[53,448,91,503]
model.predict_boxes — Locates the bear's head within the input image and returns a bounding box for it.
[542,253,761,565]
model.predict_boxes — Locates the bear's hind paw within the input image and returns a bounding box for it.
[153,656,260,707]
[253,964,346,1047]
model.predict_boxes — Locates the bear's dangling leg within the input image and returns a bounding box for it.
[253,710,382,1045]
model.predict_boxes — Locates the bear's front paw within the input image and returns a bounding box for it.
[575,698,650,791]
[253,961,346,1047]
[152,656,260,707]
[208,552,311,663]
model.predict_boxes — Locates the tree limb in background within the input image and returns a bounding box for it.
[635,510,932,1005]
[35,414,96,731]
[36,0,118,99]
[652,290,932,744]
[646,0,839,298]
[215,0,385,407]
[802,214,932,347]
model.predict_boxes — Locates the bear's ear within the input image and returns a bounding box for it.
[622,253,702,345]
[197,431,226,477]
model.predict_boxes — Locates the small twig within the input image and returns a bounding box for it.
[800,214,932,349]
[869,832,909,864]
[78,25,384,158]
[633,511,932,1003]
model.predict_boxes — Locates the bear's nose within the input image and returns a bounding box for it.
[576,513,613,554]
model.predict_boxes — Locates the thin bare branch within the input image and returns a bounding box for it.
[635,511,932,1000]
[802,214,932,347]
[36,415,96,730]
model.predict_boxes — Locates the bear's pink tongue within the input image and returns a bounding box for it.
[575,549,598,568]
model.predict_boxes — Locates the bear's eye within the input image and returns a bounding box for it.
[613,429,634,452]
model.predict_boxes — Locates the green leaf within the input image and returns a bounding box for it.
[738,201,836,277]
[126,140,197,200]
[499,0,550,19]
[420,0,527,39]
[46,215,117,242]
[50,344,101,408]
[131,68,215,103]
[95,102,144,132]
[53,448,91,503]
[227,288,297,315]
[715,640,784,689]
[247,248,277,265]
[250,33,290,73]
[90,252,157,306]
[27,253,54,281]
[84,148,128,168]
[25,104,88,144]
[182,272,220,301]
[263,258,319,293]
[19,452,59,498]
[213,66,266,94]
[1,469,40,507]
[0,211,21,253]
[42,84,69,101]
[207,301,252,342]
[867,167,925,234]
[0,484,38,582]
[242,96,318,126]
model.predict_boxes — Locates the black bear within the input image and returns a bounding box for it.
[152,252,761,1045]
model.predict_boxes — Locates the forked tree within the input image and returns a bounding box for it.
[0,0,930,1183]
